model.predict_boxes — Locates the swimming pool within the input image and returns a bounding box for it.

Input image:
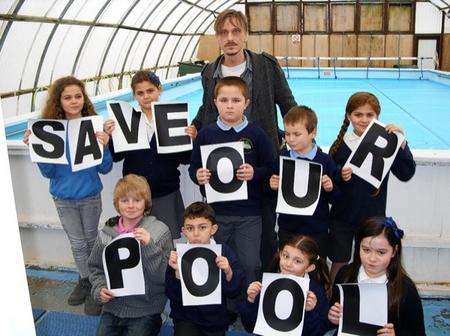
[6,68,450,150]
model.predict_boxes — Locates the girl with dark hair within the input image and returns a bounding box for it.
[104,70,196,240]
[328,92,416,280]
[239,235,331,336]
[328,216,425,336]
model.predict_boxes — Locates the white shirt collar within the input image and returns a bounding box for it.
[343,131,360,151]
[136,108,154,141]
[357,266,388,284]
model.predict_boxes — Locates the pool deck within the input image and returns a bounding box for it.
[27,268,450,336]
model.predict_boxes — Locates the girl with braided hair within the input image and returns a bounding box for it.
[327,92,415,281]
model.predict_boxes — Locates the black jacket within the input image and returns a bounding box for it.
[192,49,297,150]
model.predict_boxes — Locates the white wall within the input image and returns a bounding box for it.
[0,104,35,335]
[7,141,450,284]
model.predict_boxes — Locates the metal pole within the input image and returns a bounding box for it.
[317,57,320,79]
[333,57,337,79]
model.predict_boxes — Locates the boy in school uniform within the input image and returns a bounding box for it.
[188,76,276,283]
[165,202,245,336]
[269,105,340,257]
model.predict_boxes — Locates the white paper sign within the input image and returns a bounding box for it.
[102,233,145,297]
[28,119,68,164]
[200,141,247,203]
[152,102,192,154]
[338,283,388,336]
[276,157,322,216]
[107,100,150,153]
[345,119,405,188]
[254,273,309,336]
[176,243,222,306]
[68,116,104,172]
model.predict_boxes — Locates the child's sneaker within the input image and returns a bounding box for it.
[67,277,90,306]
[84,295,102,316]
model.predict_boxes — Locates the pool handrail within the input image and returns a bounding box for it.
[277,56,437,79]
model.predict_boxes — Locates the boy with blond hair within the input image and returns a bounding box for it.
[89,174,172,335]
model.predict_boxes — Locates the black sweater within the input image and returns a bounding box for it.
[165,243,245,333]
[238,278,331,336]
[330,141,415,229]
[189,122,276,216]
[108,135,190,199]
[275,148,341,235]
[331,265,426,336]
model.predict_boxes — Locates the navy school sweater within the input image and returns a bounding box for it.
[331,265,425,336]
[274,148,341,235]
[238,277,331,336]
[165,243,245,333]
[330,141,415,229]
[108,135,190,199]
[189,122,276,216]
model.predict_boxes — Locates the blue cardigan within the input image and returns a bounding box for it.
[165,243,245,333]
[238,277,330,336]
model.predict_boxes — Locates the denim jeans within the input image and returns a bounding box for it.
[53,194,102,278]
[97,312,162,336]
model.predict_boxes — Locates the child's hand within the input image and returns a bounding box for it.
[328,302,342,325]
[385,124,403,136]
[95,131,110,146]
[185,125,197,140]
[99,287,115,303]
[236,163,254,181]
[305,291,317,311]
[23,129,31,145]
[341,166,353,182]
[133,228,151,246]
[169,251,179,271]
[216,256,233,281]
[103,119,115,135]
[377,323,395,336]
[386,124,406,149]
[247,281,262,303]
[269,174,280,190]
[196,168,211,185]
[322,174,333,192]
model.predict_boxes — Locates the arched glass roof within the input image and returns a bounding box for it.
[0,0,244,117]
[1,0,447,118]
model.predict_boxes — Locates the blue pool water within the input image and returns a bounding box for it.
[6,74,450,149]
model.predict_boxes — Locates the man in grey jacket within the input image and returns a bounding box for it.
[191,9,297,271]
